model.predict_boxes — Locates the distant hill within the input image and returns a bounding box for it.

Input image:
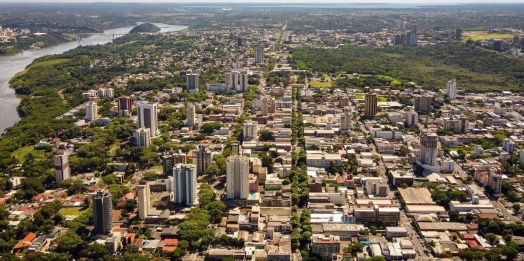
[129,23,161,34]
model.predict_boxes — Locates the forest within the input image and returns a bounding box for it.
[291,43,524,92]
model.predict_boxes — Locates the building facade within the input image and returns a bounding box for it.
[138,181,150,220]
[54,151,70,185]
[92,189,112,234]
[137,103,159,137]
[134,127,151,147]
[446,79,457,99]
[243,121,259,141]
[118,96,133,116]
[419,133,438,166]
[226,155,250,200]
[364,93,377,117]
[86,102,98,121]
[195,145,213,175]
[186,69,199,93]
[173,164,197,205]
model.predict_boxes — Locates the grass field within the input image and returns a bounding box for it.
[12,145,46,164]
[276,52,292,58]
[462,31,515,42]
[355,94,364,99]
[377,96,388,102]
[58,207,89,216]
[310,81,332,87]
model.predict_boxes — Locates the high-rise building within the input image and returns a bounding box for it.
[419,133,438,166]
[514,35,520,45]
[455,28,462,40]
[364,93,377,117]
[446,79,457,99]
[243,121,258,141]
[186,69,199,93]
[226,155,250,199]
[137,103,158,137]
[503,138,516,154]
[493,40,504,52]
[413,95,432,113]
[255,46,264,64]
[340,112,352,133]
[393,34,402,45]
[92,189,112,234]
[194,145,213,175]
[137,181,150,220]
[225,72,232,87]
[237,38,243,46]
[231,72,239,91]
[134,127,151,147]
[173,164,197,205]
[406,31,418,46]
[405,110,419,127]
[338,97,350,108]
[412,24,418,33]
[55,151,70,185]
[86,102,98,121]
[239,72,249,92]
[187,103,196,127]
[118,96,133,116]
[488,168,502,195]
[162,150,187,176]
[268,97,276,114]
[261,96,269,116]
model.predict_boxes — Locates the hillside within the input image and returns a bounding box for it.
[129,23,160,34]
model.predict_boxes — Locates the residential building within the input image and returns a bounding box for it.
[138,181,150,220]
[419,133,438,166]
[118,96,133,116]
[255,46,264,64]
[187,103,196,127]
[364,93,377,117]
[55,151,70,185]
[225,72,232,87]
[226,155,250,200]
[311,234,341,261]
[173,164,197,205]
[92,189,112,234]
[488,168,502,195]
[86,102,98,121]
[412,24,418,33]
[243,120,258,141]
[133,127,151,147]
[340,112,352,133]
[262,96,269,116]
[306,153,342,168]
[354,206,400,225]
[137,103,158,137]
[194,145,213,175]
[239,71,248,92]
[446,79,457,99]
[503,138,516,153]
[414,95,432,113]
[405,110,418,127]
[162,150,186,176]
[186,69,199,93]
[406,31,418,46]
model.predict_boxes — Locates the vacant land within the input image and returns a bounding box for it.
[462,31,515,42]
[310,81,331,87]
[58,207,89,216]
[12,145,46,164]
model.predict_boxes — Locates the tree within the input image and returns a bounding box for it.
[204,201,227,223]
[365,257,386,261]
[259,130,274,141]
[143,171,157,181]
[200,122,223,135]
[370,226,377,235]
[485,233,499,246]
[125,199,138,213]
[80,243,110,259]
[513,203,521,213]
[205,165,220,179]
[53,231,84,253]
[459,248,485,261]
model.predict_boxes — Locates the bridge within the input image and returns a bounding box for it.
[76,33,127,45]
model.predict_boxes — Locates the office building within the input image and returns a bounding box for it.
[85,102,98,121]
[239,71,248,92]
[186,69,199,93]
[137,103,158,137]
[187,103,196,127]
[92,189,112,234]
[446,79,457,99]
[405,110,418,127]
[255,46,264,64]
[414,95,432,113]
[173,164,197,205]
[55,151,70,185]
[118,96,133,116]
[243,121,258,141]
[226,155,250,199]
[419,133,438,166]
[340,112,352,133]
[194,145,213,175]
[364,93,377,117]
[137,181,150,220]
[133,127,151,147]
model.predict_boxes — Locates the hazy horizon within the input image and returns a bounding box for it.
[0,0,522,3]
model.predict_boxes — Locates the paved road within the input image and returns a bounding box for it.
[399,211,433,259]
[492,200,520,222]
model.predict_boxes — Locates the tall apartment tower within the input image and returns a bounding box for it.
[186,69,199,93]
[446,79,457,99]
[364,93,378,117]
[261,96,269,116]
[231,72,239,90]
[173,164,197,205]
[134,127,151,147]
[85,102,98,121]
[405,110,419,127]
[268,97,276,114]
[137,103,158,137]
[225,72,232,87]
[55,151,70,185]
[406,31,418,46]
[187,103,196,127]
[340,112,352,133]
[412,24,418,33]
[92,189,112,234]
[239,72,249,92]
[118,96,133,116]
[194,145,213,175]
[137,181,150,220]
[243,120,259,141]
[419,133,438,166]
[414,95,432,113]
[226,155,250,200]
[255,46,264,64]
[488,168,502,195]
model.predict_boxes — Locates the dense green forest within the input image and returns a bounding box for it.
[0,33,74,55]
[129,23,161,34]
[292,43,524,92]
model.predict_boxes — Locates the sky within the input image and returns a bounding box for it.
[0,0,522,3]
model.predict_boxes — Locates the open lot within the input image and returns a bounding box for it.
[462,31,515,42]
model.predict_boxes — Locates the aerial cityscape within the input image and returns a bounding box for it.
[1,1,524,261]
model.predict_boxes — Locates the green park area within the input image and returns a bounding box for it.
[310,81,332,87]
[462,31,515,42]
[12,145,47,164]
[58,207,89,216]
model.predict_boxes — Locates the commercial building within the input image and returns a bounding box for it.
[137,181,150,220]
[306,153,342,168]
[398,187,435,205]
[354,206,400,225]
[390,170,415,187]
[255,46,264,64]
[118,96,133,116]
[186,103,196,127]
[186,69,199,93]
[311,234,341,261]
[322,224,364,240]
[405,205,446,214]
[364,93,377,117]
[243,121,258,141]
[226,155,250,200]
[85,102,98,121]
[137,103,158,137]
[194,145,213,175]
[173,164,197,205]
[385,227,408,239]
[133,127,151,147]
[446,79,457,99]
[419,133,438,166]
[413,95,432,113]
[54,151,70,185]
[92,189,112,234]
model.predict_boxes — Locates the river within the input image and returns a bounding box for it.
[0,23,187,134]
